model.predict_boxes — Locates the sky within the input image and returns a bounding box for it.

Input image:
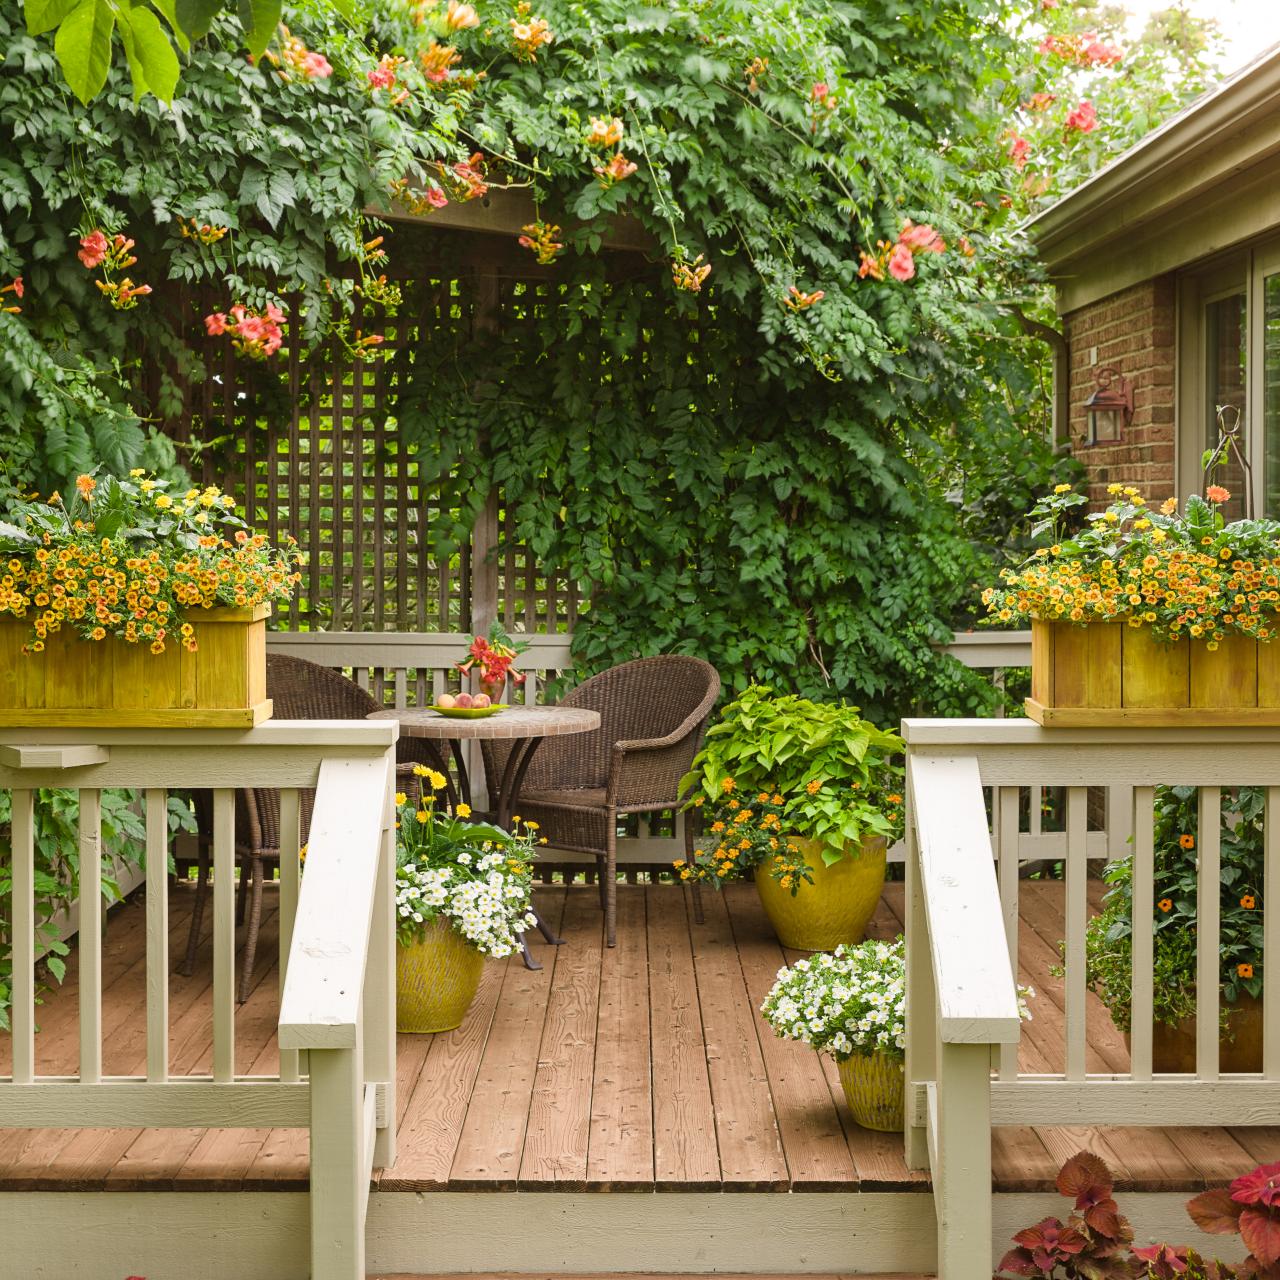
[1120,0,1280,71]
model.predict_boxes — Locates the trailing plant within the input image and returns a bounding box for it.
[394,766,538,959]
[0,471,301,653]
[1082,785,1264,1034]
[985,483,1280,645]
[0,788,195,1028]
[997,1149,1280,1278]
[678,686,903,869]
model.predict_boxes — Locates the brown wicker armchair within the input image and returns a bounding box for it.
[180,653,436,1003]
[482,655,720,947]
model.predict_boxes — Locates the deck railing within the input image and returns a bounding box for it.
[0,721,399,1280]
[903,718,1280,1277]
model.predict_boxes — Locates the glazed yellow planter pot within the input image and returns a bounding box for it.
[753,834,886,952]
[836,1050,905,1132]
[396,918,485,1034]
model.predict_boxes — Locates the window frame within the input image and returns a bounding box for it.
[1177,235,1280,513]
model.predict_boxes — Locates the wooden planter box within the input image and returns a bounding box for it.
[1026,619,1280,727]
[0,604,272,728]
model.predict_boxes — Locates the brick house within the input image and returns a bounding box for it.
[1030,46,1280,516]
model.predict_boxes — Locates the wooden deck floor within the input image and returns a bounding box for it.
[2,879,1277,1195]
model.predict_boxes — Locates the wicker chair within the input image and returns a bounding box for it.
[482,655,720,946]
[180,653,437,1003]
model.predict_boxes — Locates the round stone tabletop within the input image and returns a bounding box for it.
[367,704,600,740]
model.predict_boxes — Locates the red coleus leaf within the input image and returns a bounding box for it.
[1058,1150,1115,1207]
[1013,1217,1088,1258]
[1235,1163,1280,1208]
[1240,1205,1280,1267]
[1188,1187,1246,1234]
[996,1246,1041,1276]
[1082,1197,1125,1240]
[1132,1243,1189,1276]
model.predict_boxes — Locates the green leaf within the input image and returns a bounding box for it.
[173,0,221,39]
[148,0,189,51]
[24,0,80,36]
[119,3,180,102]
[54,0,116,104]
[236,0,280,58]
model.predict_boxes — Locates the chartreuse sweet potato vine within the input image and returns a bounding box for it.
[984,483,1280,645]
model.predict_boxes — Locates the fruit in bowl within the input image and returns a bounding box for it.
[454,692,473,708]
[472,693,491,708]
[436,693,457,708]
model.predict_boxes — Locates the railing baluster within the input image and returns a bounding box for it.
[1065,786,1087,1081]
[145,788,169,1084]
[1267,787,1280,1079]
[1129,786,1156,1080]
[524,670,538,705]
[79,789,103,1083]
[393,668,407,710]
[279,788,302,1083]
[997,786,1020,1081]
[212,788,235,1083]
[10,788,35,1084]
[1029,784,1043,839]
[1198,786,1221,1081]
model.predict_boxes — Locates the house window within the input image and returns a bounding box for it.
[1204,291,1246,520]
[1178,240,1280,517]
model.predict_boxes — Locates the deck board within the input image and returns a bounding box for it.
[2,878,1277,1195]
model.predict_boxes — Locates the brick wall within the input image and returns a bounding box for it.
[1064,275,1176,508]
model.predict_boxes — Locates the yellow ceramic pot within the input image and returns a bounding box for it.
[836,1050,905,1132]
[753,834,886,951]
[396,917,485,1034]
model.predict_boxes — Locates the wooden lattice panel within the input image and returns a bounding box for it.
[168,271,581,635]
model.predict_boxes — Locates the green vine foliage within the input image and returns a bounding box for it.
[2,0,1222,716]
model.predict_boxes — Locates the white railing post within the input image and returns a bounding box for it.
[364,798,398,1168]
[936,1041,994,1280]
[903,779,936,1170]
[308,1041,366,1280]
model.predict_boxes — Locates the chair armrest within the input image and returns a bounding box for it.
[607,720,708,810]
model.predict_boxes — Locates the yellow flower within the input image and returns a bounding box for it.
[455,802,472,818]
[129,468,145,478]
[524,819,539,830]
[1053,483,1072,494]
[394,791,407,806]
[415,809,429,824]
[412,763,429,776]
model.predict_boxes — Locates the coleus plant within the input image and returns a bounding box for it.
[996,1151,1280,1279]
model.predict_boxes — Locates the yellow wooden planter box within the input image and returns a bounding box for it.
[1026,618,1280,727]
[0,603,272,728]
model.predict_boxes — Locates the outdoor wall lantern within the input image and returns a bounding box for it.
[1083,366,1133,445]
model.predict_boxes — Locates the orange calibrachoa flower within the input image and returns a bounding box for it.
[986,484,1280,646]
[0,472,301,654]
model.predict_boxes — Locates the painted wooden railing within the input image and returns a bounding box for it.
[265,627,1034,868]
[0,721,399,1280]
[902,718,1280,1277]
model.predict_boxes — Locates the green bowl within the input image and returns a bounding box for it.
[430,703,508,719]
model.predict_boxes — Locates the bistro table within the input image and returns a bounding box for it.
[367,704,601,969]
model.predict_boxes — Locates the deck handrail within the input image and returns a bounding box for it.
[908,754,1021,1045]
[0,720,398,1280]
[902,716,1280,1276]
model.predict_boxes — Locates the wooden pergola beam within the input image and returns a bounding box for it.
[371,186,656,253]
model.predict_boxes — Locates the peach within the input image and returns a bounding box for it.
[472,693,491,708]
[454,692,474,708]
[435,693,457,708]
